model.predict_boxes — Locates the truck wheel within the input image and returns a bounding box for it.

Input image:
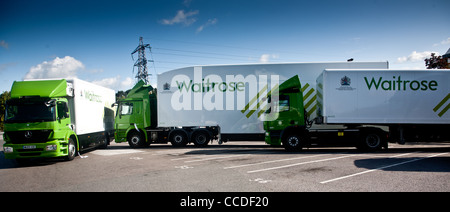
[170,131,188,147]
[128,131,145,148]
[65,137,77,161]
[192,131,210,147]
[359,132,382,151]
[283,134,303,152]
[98,134,108,149]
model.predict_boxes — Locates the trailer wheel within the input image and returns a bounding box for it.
[98,134,108,149]
[128,131,145,148]
[192,130,210,147]
[170,130,188,147]
[65,137,77,161]
[359,132,383,151]
[283,134,303,152]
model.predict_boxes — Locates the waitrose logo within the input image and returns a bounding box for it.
[364,76,438,91]
[176,78,246,93]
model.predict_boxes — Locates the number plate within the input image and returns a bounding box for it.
[23,145,37,150]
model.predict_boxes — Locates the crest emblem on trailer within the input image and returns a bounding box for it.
[340,76,351,86]
[163,82,170,91]
[337,76,356,91]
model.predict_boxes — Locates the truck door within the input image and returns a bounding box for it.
[56,101,71,131]
[115,101,135,142]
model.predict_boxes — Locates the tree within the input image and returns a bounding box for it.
[425,52,449,69]
[0,91,11,131]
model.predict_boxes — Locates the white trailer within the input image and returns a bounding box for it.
[317,69,450,124]
[157,62,388,142]
[66,78,116,148]
[316,69,450,145]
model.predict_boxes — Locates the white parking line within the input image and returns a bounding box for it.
[91,149,144,156]
[320,152,448,184]
[224,154,335,169]
[247,155,355,173]
[185,155,249,163]
[172,150,266,161]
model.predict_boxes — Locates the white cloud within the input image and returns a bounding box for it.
[433,37,450,47]
[23,56,134,91]
[259,54,279,63]
[160,10,199,26]
[91,75,134,91]
[196,18,218,33]
[397,51,439,63]
[24,56,85,80]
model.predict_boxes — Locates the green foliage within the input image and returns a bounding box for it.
[0,91,11,131]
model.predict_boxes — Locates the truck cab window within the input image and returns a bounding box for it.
[264,95,290,114]
[57,101,69,119]
[119,102,133,115]
[273,95,290,112]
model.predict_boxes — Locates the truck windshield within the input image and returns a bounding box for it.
[5,100,56,123]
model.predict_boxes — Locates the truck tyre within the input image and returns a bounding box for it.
[128,131,145,148]
[65,137,77,161]
[359,132,383,151]
[192,130,210,147]
[283,134,303,152]
[170,130,188,147]
[98,134,108,149]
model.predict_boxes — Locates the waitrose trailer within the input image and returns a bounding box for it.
[3,79,115,161]
[114,62,388,147]
[264,69,450,151]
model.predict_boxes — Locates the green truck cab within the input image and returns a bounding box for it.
[263,75,309,151]
[114,80,158,147]
[3,80,78,160]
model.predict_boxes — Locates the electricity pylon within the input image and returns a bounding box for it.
[131,37,152,84]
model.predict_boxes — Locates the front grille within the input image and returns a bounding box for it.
[19,152,41,157]
[6,130,53,144]
[17,148,44,152]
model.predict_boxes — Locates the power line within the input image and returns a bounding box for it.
[147,37,336,57]
[153,47,256,60]
[152,51,254,62]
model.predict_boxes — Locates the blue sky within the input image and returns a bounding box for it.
[1,0,449,92]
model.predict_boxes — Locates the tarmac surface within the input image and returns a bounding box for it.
[1,133,449,192]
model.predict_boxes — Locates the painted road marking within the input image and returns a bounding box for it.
[320,152,448,184]
[224,154,334,169]
[247,155,355,173]
[185,154,248,163]
[91,149,144,156]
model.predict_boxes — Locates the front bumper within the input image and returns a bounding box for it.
[3,139,69,159]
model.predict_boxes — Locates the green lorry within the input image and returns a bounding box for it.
[3,79,115,161]
[264,70,450,151]
[113,80,220,148]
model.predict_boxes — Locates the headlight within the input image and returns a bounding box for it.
[4,147,13,153]
[265,132,270,137]
[45,145,57,151]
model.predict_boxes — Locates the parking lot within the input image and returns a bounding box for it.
[1,136,450,192]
